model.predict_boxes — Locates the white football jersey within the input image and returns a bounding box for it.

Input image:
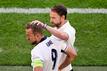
[31,37,67,71]
[50,21,76,71]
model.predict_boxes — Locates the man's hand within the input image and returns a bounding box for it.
[58,46,77,70]
[31,20,47,29]
[58,68,61,71]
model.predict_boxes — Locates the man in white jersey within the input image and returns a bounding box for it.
[33,5,77,71]
[25,22,76,71]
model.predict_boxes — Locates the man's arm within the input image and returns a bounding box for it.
[59,46,77,70]
[46,25,69,40]
[32,20,69,41]
[32,58,43,71]
[34,67,43,71]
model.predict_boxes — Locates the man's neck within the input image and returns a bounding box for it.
[32,36,47,45]
[57,20,67,28]
[39,36,47,43]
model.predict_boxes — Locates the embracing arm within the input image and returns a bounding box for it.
[59,47,77,70]
[45,25,69,41]
[31,20,69,41]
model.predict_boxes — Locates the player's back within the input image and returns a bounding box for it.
[31,37,66,71]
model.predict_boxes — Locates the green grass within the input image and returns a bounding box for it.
[0,13,50,65]
[0,0,106,8]
[0,66,32,71]
[0,13,107,66]
[0,66,107,71]
[69,14,107,66]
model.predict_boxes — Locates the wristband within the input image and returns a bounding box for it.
[43,24,47,29]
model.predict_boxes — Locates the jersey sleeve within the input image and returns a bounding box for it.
[64,27,75,40]
[31,47,44,68]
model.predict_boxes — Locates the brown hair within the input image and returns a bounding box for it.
[51,4,67,19]
[26,22,43,34]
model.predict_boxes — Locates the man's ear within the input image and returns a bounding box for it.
[61,15,65,21]
[36,33,39,37]
[36,32,41,38]
[62,15,65,19]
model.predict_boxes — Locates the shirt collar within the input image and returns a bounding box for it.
[32,36,47,45]
[39,36,47,43]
